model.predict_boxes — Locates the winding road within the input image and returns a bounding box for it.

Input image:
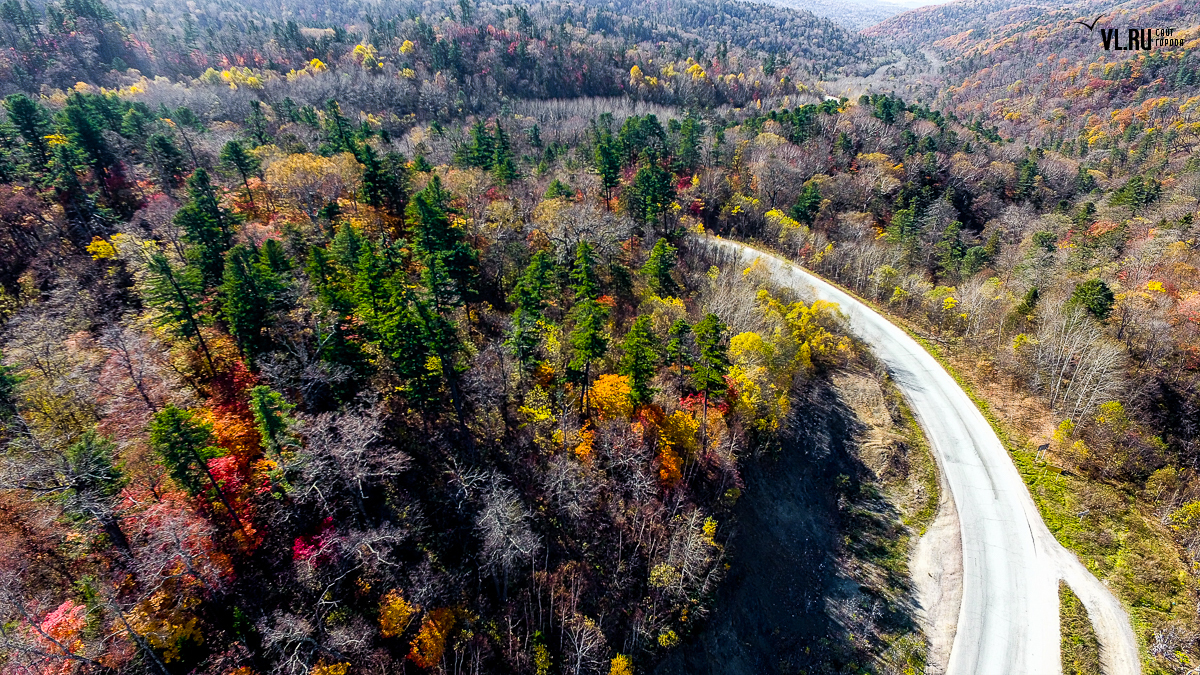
[709,238,1140,675]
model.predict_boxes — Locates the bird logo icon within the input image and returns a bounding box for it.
[1075,14,1105,31]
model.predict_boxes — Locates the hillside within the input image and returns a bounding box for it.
[0,0,1199,673]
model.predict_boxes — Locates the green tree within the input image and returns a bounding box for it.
[674,118,701,172]
[641,239,679,297]
[627,157,675,230]
[3,93,50,167]
[570,298,608,417]
[790,181,822,225]
[619,316,659,408]
[60,430,130,553]
[148,134,186,191]
[570,241,600,301]
[221,244,286,362]
[456,120,494,169]
[507,251,556,369]
[408,175,478,308]
[220,139,261,206]
[149,405,243,528]
[246,100,271,146]
[934,220,963,278]
[1069,279,1115,320]
[544,179,575,201]
[320,99,358,155]
[248,385,296,455]
[143,251,215,373]
[492,124,517,185]
[692,313,729,451]
[175,168,235,287]
[665,319,692,390]
[594,131,622,209]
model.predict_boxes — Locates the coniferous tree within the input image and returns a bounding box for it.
[220,139,261,206]
[175,168,235,287]
[641,239,679,297]
[149,405,243,528]
[665,318,693,390]
[221,244,286,362]
[246,100,271,146]
[60,430,130,553]
[143,250,215,372]
[409,175,478,308]
[569,241,607,415]
[570,241,600,301]
[248,385,296,455]
[790,181,822,224]
[492,124,517,185]
[148,133,186,191]
[3,93,50,167]
[619,315,659,408]
[594,131,621,210]
[507,251,556,369]
[692,313,729,451]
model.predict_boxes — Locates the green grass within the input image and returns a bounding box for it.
[1060,581,1102,675]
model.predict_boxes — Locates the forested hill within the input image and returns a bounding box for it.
[1,0,1200,672]
[1,0,895,99]
[864,0,1200,147]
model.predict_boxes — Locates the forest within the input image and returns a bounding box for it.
[0,0,1199,672]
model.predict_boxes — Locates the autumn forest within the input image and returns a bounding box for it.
[0,0,1199,673]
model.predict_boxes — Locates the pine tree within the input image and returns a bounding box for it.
[570,298,608,417]
[321,99,358,155]
[507,251,556,369]
[790,181,822,224]
[61,93,117,174]
[594,131,621,210]
[260,238,292,274]
[674,118,701,172]
[248,385,296,455]
[457,120,494,169]
[148,134,186,191]
[544,178,575,201]
[143,250,215,373]
[175,168,235,287]
[408,175,478,308]
[665,318,692,390]
[149,405,243,528]
[220,139,261,206]
[61,430,130,553]
[692,313,729,451]
[491,124,517,185]
[619,316,659,408]
[628,157,675,229]
[570,241,600,301]
[246,100,271,146]
[3,93,50,167]
[641,239,679,297]
[221,244,286,362]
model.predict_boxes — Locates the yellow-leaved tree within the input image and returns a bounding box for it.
[728,291,850,432]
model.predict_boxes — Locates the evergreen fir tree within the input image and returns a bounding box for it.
[221,244,286,362]
[641,239,679,297]
[619,315,660,408]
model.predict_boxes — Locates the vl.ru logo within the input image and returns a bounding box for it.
[1074,14,1184,50]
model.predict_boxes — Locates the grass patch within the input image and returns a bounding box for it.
[1060,581,1102,675]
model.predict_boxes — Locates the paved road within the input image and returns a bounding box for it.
[710,238,1140,675]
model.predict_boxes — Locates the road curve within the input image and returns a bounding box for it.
[708,238,1140,675]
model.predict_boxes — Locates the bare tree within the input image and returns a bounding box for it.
[293,405,411,523]
[475,482,540,601]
